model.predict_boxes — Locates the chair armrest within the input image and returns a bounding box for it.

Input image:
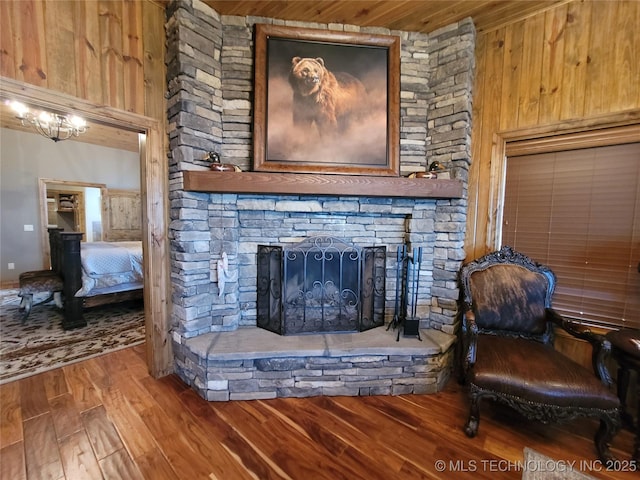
[461,308,479,370]
[546,308,614,388]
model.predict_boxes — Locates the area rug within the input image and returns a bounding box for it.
[0,289,145,384]
[522,448,597,480]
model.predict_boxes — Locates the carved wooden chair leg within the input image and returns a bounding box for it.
[464,393,480,437]
[595,413,621,467]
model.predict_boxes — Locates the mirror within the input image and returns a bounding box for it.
[38,179,107,268]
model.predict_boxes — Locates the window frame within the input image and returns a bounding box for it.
[485,111,640,330]
[487,112,640,254]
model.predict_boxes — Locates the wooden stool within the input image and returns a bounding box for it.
[606,328,640,462]
[18,270,64,322]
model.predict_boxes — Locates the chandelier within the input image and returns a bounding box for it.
[9,101,88,142]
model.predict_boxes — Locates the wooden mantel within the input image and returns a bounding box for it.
[183,171,463,199]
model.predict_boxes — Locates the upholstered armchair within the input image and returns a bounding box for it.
[459,246,621,464]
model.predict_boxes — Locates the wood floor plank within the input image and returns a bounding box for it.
[0,441,26,480]
[140,376,256,480]
[81,356,113,393]
[262,397,405,477]
[57,430,103,479]
[22,413,64,480]
[315,395,439,462]
[80,404,125,460]
[19,375,49,421]
[49,393,83,441]
[41,368,69,401]
[4,345,638,480]
[134,447,179,480]
[180,388,292,480]
[99,448,145,480]
[62,363,102,413]
[136,400,221,479]
[324,395,500,480]
[0,380,23,448]
[118,344,149,380]
[215,400,359,480]
[100,384,158,459]
[109,371,158,414]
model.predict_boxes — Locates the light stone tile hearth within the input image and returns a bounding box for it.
[181,327,456,401]
[187,326,453,360]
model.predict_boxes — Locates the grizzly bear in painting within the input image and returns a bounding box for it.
[288,56,366,134]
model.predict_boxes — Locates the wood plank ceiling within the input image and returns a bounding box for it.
[204,0,566,34]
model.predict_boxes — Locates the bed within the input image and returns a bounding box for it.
[48,228,143,329]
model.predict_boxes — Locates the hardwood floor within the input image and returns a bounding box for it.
[0,344,636,480]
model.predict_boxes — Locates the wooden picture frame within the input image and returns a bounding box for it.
[253,24,400,176]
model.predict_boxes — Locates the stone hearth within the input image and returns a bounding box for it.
[166,0,475,401]
[184,327,455,401]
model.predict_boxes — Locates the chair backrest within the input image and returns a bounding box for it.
[460,246,556,338]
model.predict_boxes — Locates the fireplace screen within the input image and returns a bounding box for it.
[257,236,385,335]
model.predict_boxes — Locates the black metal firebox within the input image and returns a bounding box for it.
[257,236,386,335]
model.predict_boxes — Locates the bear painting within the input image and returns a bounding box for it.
[288,56,367,134]
[261,33,392,171]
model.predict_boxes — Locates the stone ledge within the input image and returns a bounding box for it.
[176,326,457,401]
[185,326,455,361]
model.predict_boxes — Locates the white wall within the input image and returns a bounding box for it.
[0,127,140,283]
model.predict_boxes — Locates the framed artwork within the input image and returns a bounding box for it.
[253,24,400,176]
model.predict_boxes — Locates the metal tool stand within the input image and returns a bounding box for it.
[386,245,423,341]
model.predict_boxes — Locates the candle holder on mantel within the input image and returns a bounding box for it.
[207,152,241,172]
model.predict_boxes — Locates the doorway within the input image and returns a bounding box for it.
[38,179,108,268]
[1,78,171,378]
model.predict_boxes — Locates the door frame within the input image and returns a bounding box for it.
[1,77,172,378]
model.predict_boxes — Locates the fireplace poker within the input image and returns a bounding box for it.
[412,247,422,319]
[387,245,404,332]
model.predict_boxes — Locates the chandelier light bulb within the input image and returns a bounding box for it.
[38,110,54,125]
[9,101,28,118]
[8,100,88,142]
[69,115,87,129]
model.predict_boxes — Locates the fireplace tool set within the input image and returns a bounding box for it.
[387,244,423,341]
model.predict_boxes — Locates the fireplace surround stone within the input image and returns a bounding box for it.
[166,0,475,400]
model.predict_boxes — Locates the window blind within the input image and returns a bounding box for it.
[502,143,640,329]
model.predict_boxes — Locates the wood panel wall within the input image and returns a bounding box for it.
[468,0,640,370]
[467,0,640,261]
[0,0,171,378]
[0,0,165,117]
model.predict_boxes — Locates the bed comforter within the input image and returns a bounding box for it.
[75,241,143,297]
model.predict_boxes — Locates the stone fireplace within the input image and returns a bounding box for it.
[166,0,475,401]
